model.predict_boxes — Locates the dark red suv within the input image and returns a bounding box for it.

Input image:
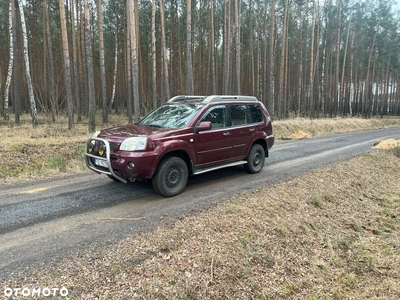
[85,95,274,196]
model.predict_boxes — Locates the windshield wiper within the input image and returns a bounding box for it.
[146,123,164,128]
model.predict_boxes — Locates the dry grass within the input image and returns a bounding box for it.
[2,150,399,299]
[1,113,399,184]
[273,116,400,139]
[0,113,128,184]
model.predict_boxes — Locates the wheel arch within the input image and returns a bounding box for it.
[155,150,193,177]
[249,138,269,158]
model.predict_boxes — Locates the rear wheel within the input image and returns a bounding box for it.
[244,144,265,173]
[152,157,188,197]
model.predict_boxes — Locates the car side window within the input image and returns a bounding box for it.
[249,104,263,123]
[201,106,227,129]
[230,104,248,126]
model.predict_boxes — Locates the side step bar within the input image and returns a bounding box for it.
[193,160,247,175]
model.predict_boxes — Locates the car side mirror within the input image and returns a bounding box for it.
[196,121,212,133]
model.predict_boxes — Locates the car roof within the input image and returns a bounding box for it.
[167,95,259,104]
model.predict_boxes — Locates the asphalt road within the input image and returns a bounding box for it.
[1,127,399,281]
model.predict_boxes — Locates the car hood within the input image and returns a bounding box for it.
[98,124,175,141]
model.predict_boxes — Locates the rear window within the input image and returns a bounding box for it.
[230,105,248,126]
[229,104,263,125]
[249,104,263,123]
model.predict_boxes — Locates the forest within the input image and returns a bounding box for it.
[0,0,400,131]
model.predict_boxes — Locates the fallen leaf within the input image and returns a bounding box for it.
[159,252,172,260]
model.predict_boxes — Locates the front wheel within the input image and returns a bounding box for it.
[244,144,265,173]
[152,157,189,197]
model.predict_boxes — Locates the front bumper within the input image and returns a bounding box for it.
[85,137,159,183]
[85,137,127,183]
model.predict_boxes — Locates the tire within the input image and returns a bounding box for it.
[152,157,189,197]
[244,144,265,173]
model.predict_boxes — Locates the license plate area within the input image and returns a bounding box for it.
[93,158,108,168]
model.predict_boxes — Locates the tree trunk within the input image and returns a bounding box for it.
[309,0,315,118]
[151,0,157,108]
[13,8,21,125]
[314,2,322,115]
[59,0,74,129]
[208,0,216,95]
[364,29,378,117]
[4,0,14,121]
[71,0,81,122]
[186,0,193,94]
[340,12,351,115]
[75,0,87,122]
[126,49,132,118]
[160,0,170,102]
[44,0,57,123]
[267,0,275,115]
[134,0,142,96]
[126,3,133,122]
[97,0,108,123]
[248,0,254,96]
[109,30,118,113]
[383,58,390,117]
[235,0,241,94]
[17,0,38,126]
[128,0,140,122]
[334,0,341,116]
[371,50,378,117]
[84,0,96,132]
[278,0,289,119]
[80,0,88,117]
[296,7,303,116]
[223,0,231,94]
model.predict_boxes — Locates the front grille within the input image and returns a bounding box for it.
[87,139,120,158]
[110,142,120,153]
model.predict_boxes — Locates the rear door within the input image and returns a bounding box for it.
[194,105,233,166]
[229,104,254,159]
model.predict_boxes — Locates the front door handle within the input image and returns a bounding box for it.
[223,132,230,136]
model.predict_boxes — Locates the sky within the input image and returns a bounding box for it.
[393,0,400,13]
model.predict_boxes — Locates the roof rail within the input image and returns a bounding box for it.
[202,95,258,103]
[167,95,206,103]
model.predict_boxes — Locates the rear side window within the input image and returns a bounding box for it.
[230,105,248,126]
[249,104,263,123]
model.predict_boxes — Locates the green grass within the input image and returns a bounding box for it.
[394,144,400,158]
[45,156,67,172]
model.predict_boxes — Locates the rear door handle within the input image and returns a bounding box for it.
[249,128,255,132]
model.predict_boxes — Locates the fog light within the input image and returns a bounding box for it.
[128,162,135,168]
[98,145,105,156]
[88,141,94,153]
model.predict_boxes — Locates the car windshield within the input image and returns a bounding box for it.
[138,103,204,128]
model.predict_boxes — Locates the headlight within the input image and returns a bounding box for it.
[93,131,101,137]
[119,137,147,151]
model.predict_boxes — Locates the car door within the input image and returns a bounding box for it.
[229,104,254,159]
[194,105,233,166]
